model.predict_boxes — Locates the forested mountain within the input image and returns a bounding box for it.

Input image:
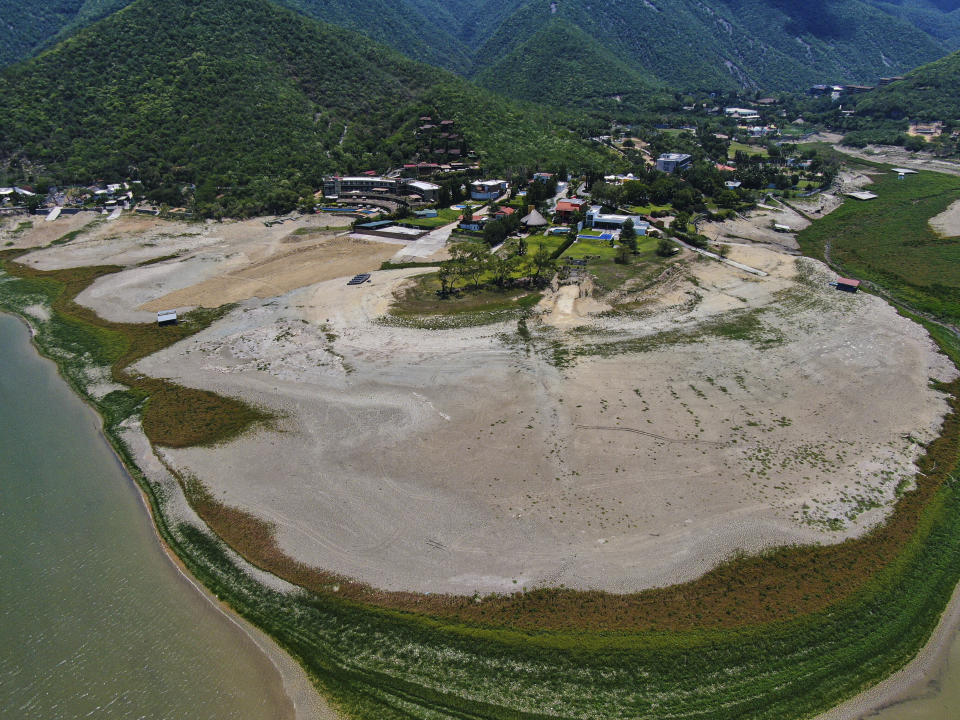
[0,0,128,66]
[865,0,960,49]
[472,18,664,111]
[464,0,952,94]
[853,48,960,121]
[0,0,475,72]
[5,0,960,97]
[0,0,609,215]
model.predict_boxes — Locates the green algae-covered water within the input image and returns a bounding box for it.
[0,313,292,719]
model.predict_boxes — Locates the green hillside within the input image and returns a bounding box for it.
[472,18,664,110]
[468,0,950,93]
[0,0,128,67]
[867,0,960,48]
[5,0,960,97]
[854,49,960,120]
[0,0,475,72]
[0,0,610,216]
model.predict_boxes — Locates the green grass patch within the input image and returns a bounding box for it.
[797,169,960,322]
[0,257,271,447]
[729,141,769,159]
[388,272,541,328]
[395,208,461,229]
[628,203,672,214]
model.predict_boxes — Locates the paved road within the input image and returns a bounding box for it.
[390,220,460,262]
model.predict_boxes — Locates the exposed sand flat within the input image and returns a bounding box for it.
[130,246,955,596]
[140,236,397,311]
[12,214,385,323]
[1,210,100,249]
[930,198,960,237]
[701,204,807,251]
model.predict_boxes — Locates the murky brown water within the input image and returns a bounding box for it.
[0,313,292,719]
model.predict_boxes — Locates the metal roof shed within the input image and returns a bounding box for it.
[835,277,861,293]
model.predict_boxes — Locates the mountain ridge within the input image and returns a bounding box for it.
[5,0,960,98]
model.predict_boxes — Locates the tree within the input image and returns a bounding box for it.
[614,244,632,264]
[516,236,528,256]
[530,244,555,282]
[656,238,676,257]
[490,253,518,288]
[464,246,489,289]
[437,264,457,297]
[621,219,637,254]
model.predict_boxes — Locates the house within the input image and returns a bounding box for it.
[656,153,692,174]
[835,277,861,293]
[586,206,650,234]
[459,214,488,232]
[555,198,588,223]
[533,172,554,182]
[725,181,742,189]
[470,180,509,200]
[603,173,639,185]
[724,107,761,121]
[323,175,400,196]
[493,206,516,219]
[414,209,438,218]
[404,180,440,203]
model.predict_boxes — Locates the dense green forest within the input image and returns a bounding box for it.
[4,0,960,101]
[853,49,960,121]
[471,0,950,94]
[0,0,611,217]
[472,18,665,111]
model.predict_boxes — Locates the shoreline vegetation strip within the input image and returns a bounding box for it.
[2,250,960,719]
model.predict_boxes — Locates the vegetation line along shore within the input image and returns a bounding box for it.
[2,246,960,719]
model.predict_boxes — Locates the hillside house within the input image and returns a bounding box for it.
[470,180,509,200]
[586,206,649,234]
[555,197,588,223]
[459,214,488,232]
[656,153,692,174]
[724,107,761,121]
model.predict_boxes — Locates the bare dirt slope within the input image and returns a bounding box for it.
[128,245,954,596]
[930,198,960,237]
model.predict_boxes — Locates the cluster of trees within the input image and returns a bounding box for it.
[481,205,523,246]
[437,241,555,296]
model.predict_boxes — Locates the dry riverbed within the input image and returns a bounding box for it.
[9,215,956,598]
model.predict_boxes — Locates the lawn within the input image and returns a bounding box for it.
[797,169,960,321]
[629,203,672,214]
[729,141,769,159]
[396,207,462,229]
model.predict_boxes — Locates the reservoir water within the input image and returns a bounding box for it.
[0,313,292,719]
